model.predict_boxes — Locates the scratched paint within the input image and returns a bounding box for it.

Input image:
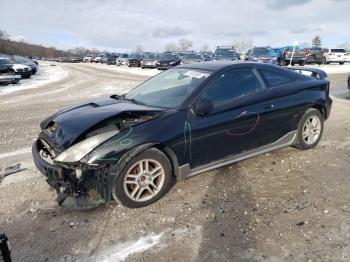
[102,126,133,147]
[95,126,134,161]
[184,121,192,161]
[226,111,260,136]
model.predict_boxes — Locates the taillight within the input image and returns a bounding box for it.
[284,51,288,58]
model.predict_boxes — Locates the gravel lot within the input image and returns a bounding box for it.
[0,62,349,262]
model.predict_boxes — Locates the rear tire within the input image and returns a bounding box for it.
[299,61,306,66]
[293,108,324,150]
[112,148,175,208]
[339,62,344,65]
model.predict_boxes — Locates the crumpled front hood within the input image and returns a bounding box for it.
[40,96,163,150]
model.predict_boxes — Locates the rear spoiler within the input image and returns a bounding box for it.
[285,67,327,80]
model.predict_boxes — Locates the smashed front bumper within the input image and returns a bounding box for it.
[32,139,109,210]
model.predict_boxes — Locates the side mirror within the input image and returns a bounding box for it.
[194,99,213,116]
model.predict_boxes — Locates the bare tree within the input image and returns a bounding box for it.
[178,39,193,51]
[164,42,177,52]
[232,39,253,54]
[200,44,210,52]
[0,29,9,40]
[134,45,143,53]
[312,36,322,47]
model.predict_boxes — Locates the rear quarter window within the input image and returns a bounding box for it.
[259,69,294,87]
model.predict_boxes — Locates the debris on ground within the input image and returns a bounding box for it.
[284,202,312,213]
[3,163,26,176]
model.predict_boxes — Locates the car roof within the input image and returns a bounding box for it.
[177,61,279,71]
[177,61,309,78]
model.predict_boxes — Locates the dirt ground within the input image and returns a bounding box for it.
[0,62,350,262]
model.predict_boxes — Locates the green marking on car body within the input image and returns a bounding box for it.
[101,126,133,148]
[184,121,192,161]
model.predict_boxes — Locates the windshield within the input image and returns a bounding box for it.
[215,49,235,58]
[159,53,176,60]
[143,53,156,59]
[252,48,269,56]
[184,53,202,59]
[120,54,129,58]
[13,57,29,63]
[0,58,12,64]
[125,68,211,108]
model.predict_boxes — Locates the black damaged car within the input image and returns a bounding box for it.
[32,62,332,209]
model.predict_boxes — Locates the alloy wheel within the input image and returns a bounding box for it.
[302,116,321,145]
[123,159,165,202]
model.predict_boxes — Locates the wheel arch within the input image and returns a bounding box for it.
[310,104,327,119]
[110,142,180,187]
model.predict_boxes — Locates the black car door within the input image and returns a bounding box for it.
[187,67,276,168]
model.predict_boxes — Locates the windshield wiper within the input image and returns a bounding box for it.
[119,95,147,106]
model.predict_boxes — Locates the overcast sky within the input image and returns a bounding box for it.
[0,0,349,52]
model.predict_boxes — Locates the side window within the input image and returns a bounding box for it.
[201,68,263,108]
[259,69,294,87]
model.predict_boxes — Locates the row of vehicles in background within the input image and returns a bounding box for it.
[53,45,350,71]
[245,46,350,66]
[0,54,38,85]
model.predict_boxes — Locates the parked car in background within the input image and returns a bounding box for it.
[277,46,306,66]
[12,55,38,74]
[128,53,144,67]
[177,52,189,60]
[302,47,327,65]
[94,55,103,63]
[68,57,81,63]
[83,55,93,63]
[116,53,130,66]
[0,58,20,85]
[141,53,158,68]
[32,62,332,209]
[0,57,32,78]
[156,52,181,70]
[181,53,205,64]
[101,54,108,64]
[246,47,277,64]
[105,54,119,65]
[323,48,346,65]
[201,52,213,61]
[348,74,350,94]
[213,46,239,61]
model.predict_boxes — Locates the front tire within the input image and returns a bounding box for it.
[112,148,174,208]
[293,108,324,150]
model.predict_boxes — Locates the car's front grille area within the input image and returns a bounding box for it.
[37,137,57,164]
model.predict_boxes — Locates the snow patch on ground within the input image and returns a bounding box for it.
[0,148,31,160]
[87,232,164,262]
[110,66,159,77]
[0,63,68,95]
[87,63,159,77]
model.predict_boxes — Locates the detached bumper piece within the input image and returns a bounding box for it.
[32,139,109,210]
